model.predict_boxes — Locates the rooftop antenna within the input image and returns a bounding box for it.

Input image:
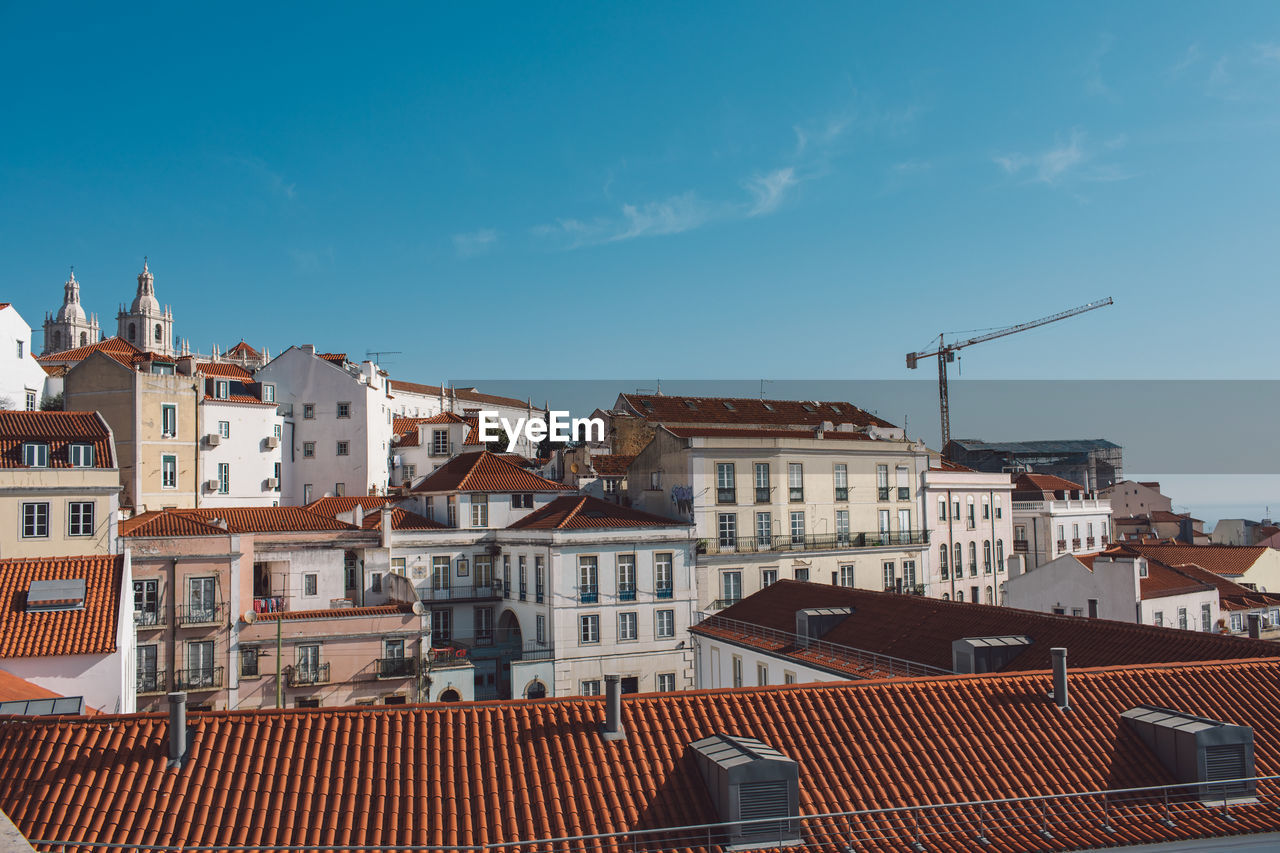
[365,349,401,366]
[760,379,772,399]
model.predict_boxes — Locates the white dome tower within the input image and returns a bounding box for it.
[117,258,175,355]
[42,268,101,354]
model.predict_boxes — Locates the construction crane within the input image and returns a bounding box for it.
[906,297,1113,450]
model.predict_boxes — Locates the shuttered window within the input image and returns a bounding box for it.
[738,780,790,837]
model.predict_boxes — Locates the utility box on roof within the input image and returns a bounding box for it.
[690,733,800,847]
[1122,706,1256,801]
[952,635,1032,674]
[795,607,851,647]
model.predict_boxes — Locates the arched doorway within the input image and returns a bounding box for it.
[497,610,523,698]
[525,680,547,700]
[498,610,522,643]
[439,689,461,703]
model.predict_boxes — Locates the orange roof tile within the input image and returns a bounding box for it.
[666,426,874,441]
[1012,472,1086,495]
[0,670,60,703]
[508,495,686,530]
[620,393,896,429]
[591,454,635,476]
[119,511,229,538]
[411,451,572,494]
[7,659,1280,851]
[0,555,122,659]
[196,362,254,379]
[697,580,1279,676]
[0,411,114,469]
[1107,541,1270,578]
[120,507,361,537]
[36,336,140,366]
[225,341,261,358]
[389,380,536,410]
[253,603,415,622]
[317,352,346,364]
[303,497,445,531]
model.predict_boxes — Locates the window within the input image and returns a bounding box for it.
[898,508,911,536]
[938,497,947,521]
[954,542,962,575]
[162,455,177,488]
[213,420,230,440]
[762,568,778,587]
[447,496,457,527]
[784,671,796,685]
[649,471,660,490]
[579,556,598,602]
[186,640,215,687]
[336,441,349,456]
[1178,607,1188,630]
[430,556,451,590]
[718,513,737,547]
[336,402,351,419]
[188,577,218,622]
[732,655,743,688]
[263,384,275,403]
[161,404,177,437]
[902,560,917,589]
[655,553,673,598]
[716,463,736,504]
[939,544,949,580]
[882,561,895,590]
[581,680,601,696]
[754,463,770,502]
[790,511,805,545]
[471,495,488,527]
[334,482,345,496]
[983,540,992,573]
[432,430,449,455]
[982,497,990,520]
[1231,613,1244,632]
[834,464,848,501]
[619,611,638,641]
[877,465,889,500]
[617,554,636,601]
[896,466,910,500]
[128,322,136,341]
[794,566,809,582]
[22,443,48,467]
[303,404,315,419]
[956,591,964,602]
[68,444,93,467]
[721,571,742,605]
[1201,603,1212,632]
[834,509,850,545]
[68,501,94,536]
[994,497,1002,519]
[839,564,854,587]
[432,609,452,644]
[402,464,416,482]
[134,580,159,624]
[21,502,49,538]
[579,614,600,644]
[502,555,511,597]
[536,614,546,644]
[996,540,1004,570]
[756,511,772,545]
[154,323,162,343]
[241,646,259,677]
[476,607,494,643]
[968,542,978,576]
[536,555,546,602]
[878,509,890,539]
[217,463,230,494]
[657,673,676,692]
[302,483,313,503]
[303,441,315,458]
[788,463,803,501]
[518,555,527,600]
[214,380,230,400]
[966,498,976,529]
[303,574,318,596]
[473,556,491,586]
[15,340,22,359]
[390,557,406,576]
[656,609,675,638]
[512,493,533,508]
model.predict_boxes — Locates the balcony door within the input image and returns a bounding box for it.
[133,579,159,624]
[137,644,158,692]
[721,571,742,606]
[187,640,215,686]
[298,644,320,681]
[188,577,217,621]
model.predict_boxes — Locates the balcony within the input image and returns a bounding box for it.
[1056,539,1068,552]
[710,597,742,610]
[173,666,224,691]
[789,488,804,502]
[286,663,331,687]
[136,670,166,695]
[1087,537,1095,548]
[579,589,599,604]
[427,637,552,664]
[618,585,637,602]
[834,487,848,502]
[376,657,416,679]
[656,587,674,600]
[755,487,770,503]
[1073,538,1082,549]
[518,583,527,601]
[252,596,285,614]
[700,529,929,556]
[177,603,226,627]
[535,588,544,603]
[877,487,890,501]
[133,608,164,629]
[419,581,504,602]
[898,487,911,501]
[1014,540,1029,553]
[716,488,736,505]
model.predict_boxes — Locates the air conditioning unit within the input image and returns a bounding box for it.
[266,477,279,489]
[204,479,220,490]
[205,433,221,446]
[264,436,279,449]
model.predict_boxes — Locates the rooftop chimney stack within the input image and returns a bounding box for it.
[602,674,625,740]
[1248,614,1262,639]
[1050,648,1069,711]
[167,692,189,767]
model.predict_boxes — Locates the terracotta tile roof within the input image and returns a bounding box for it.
[1151,509,1201,523]
[1075,552,1099,570]
[0,555,122,659]
[1136,557,1219,600]
[202,392,276,407]
[120,507,360,537]
[1107,541,1270,578]
[303,496,394,514]
[1012,472,1086,496]
[412,451,572,494]
[317,352,346,364]
[225,341,261,358]
[389,380,537,410]
[196,362,254,379]
[592,453,635,476]
[8,659,1280,851]
[0,303,8,311]
[36,336,140,366]
[463,416,483,445]
[252,603,415,622]
[620,393,896,429]
[666,426,874,442]
[0,669,60,703]
[696,580,1280,676]
[929,457,975,472]
[508,495,686,530]
[0,411,114,469]
[304,497,445,532]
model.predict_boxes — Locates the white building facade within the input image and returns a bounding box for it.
[922,466,1016,604]
[197,364,284,507]
[1011,474,1112,570]
[0,304,49,411]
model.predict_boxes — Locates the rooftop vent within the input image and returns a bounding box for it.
[951,635,1032,674]
[690,733,800,847]
[25,579,87,612]
[1122,706,1256,801]
[795,607,851,648]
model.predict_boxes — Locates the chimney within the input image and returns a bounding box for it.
[602,674,625,740]
[1248,613,1261,639]
[167,692,189,767]
[1050,648,1069,710]
[380,503,393,549]
[352,503,365,528]
[301,344,315,356]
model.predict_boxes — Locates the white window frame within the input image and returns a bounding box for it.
[578,614,600,645]
[21,502,49,538]
[22,443,49,467]
[217,420,230,439]
[161,404,177,437]
[217,462,230,494]
[471,495,489,528]
[618,611,638,641]
[68,501,94,537]
[68,443,94,468]
[656,609,675,638]
[162,454,177,489]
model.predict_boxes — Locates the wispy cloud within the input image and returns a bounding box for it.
[994,129,1133,189]
[744,168,798,217]
[452,228,499,257]
[533,193,719,248]
[1084,33,1116,98]
[1254,43,1280,65]
[1169,43,1201,77]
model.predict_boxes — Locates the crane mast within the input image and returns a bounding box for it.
[906,298,1113,450]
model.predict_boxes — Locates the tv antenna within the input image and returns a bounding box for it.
[366,350,402,366]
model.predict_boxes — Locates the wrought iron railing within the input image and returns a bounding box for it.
[173,666,224,691]
[136,670,166,694]
[419,582,504,602]
[377,657,416,679]
[656,587,674,599]
[580,588,598,603]
[133,607,164,628]
[701,529,928,555]
[618,585,636,601]
[286,663,330,687]
[177,603,226,626]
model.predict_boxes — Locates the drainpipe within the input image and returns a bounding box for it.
[193,382,201,508]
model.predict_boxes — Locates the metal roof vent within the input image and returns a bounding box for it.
[25,579,87,612]
[1121,706,1256,801]
[795,608,851,648]
[690,733,800,847]
[951,635,1032,674]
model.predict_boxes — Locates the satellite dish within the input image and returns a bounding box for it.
[242,610,257,624]
[411,601,425,616]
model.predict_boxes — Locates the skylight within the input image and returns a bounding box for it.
[26,579,87,612]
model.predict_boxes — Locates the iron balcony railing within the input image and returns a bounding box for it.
[754,487,770,503]
[133,607,164,628]
[834,487,848,501]
[789,487,803,501]
[898,486,911,500]
[427,637,553,664]
[419,581,504,602]
[618,585,637,602]
[173,666,224,691]
[377,657,416,679]
[702,529,928,556]
[716,488,736,504]
[877,486,890,500]
[656,587,674,599]
[177,603,226,626]
[135,669,166,694]
[710,597,741,610]
[580,588,599,603]
[286,663,330,687]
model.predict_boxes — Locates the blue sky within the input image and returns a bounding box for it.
[3,3,1280,382]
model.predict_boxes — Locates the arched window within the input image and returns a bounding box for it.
[154,323,162,343]
[985,586,994,605]
[968,541,977,575]
[953,543,963,575]
[956,591,964,602]
[938,544,949,579]
[942,593,950,601]
[525,680,547,700]
[79,331,87,346]
[996,539,1004,569]
[983,540,992,573]
[128,323,136,341]
[439,689,461,703]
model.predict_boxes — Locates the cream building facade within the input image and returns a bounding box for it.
[1011,473,1112,570]
[921,465,1016,604]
